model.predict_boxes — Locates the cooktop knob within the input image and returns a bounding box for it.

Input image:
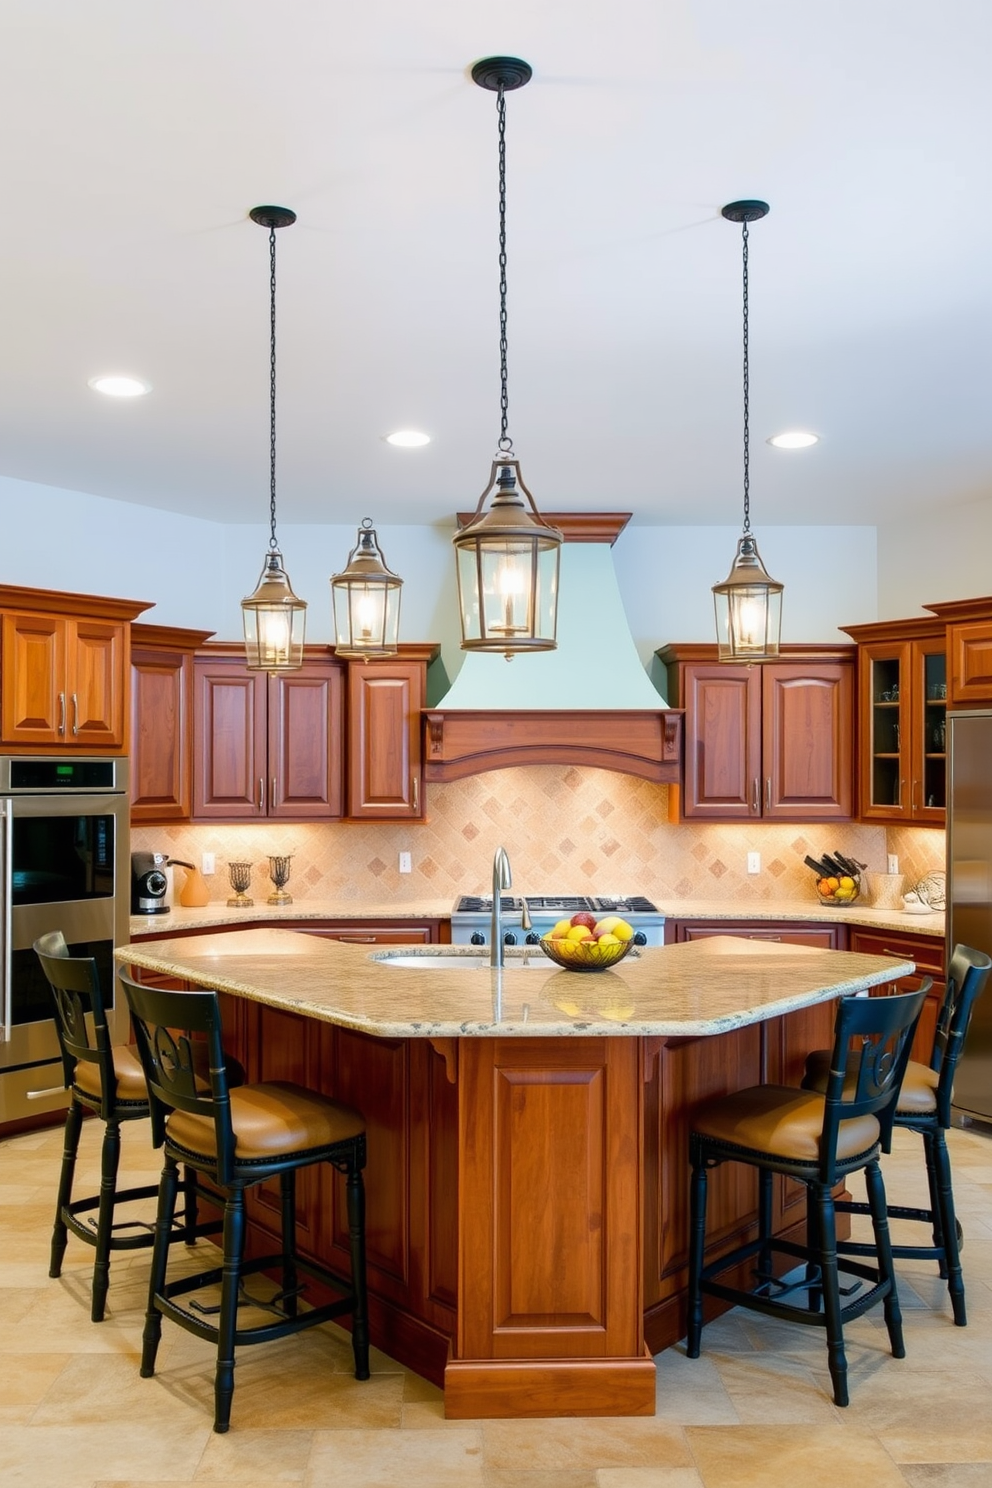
[470,931,486,945]
[525,932,540,945]
[503,931,517,946]
[633,931,647,946]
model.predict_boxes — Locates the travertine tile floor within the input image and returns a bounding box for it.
[2,1118,991,1487]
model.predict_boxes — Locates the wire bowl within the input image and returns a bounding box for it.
[538,935,635,973]
[814,872,861,907]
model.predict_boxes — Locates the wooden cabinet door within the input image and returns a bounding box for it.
[1,610,66,744]
[678,922,843,950]
[67,618,126,747]
[908,638,946,824]
[679,664,761,819]
[347,661,425,819]
[193,660,267,818]
[762,662,853,820]
[268,664,345,819]
[130,645,192,821]
[949,620,992,706]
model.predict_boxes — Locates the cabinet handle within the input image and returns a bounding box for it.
[752,778,759,814]
[58,692,66,735]
[412,775,419,813]
[71,693,79,736]
[258,777,265,811]
[334,934,377,943]
[765,776,771,810]
[272,777,277,811]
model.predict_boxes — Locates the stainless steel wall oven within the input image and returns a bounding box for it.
[0,756,129,1125]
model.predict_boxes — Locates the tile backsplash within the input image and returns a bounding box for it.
[132,766,946,909]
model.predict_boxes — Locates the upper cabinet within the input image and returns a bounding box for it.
[0,585,151,753]
[193,646,345,821]
[130,623,214,822]
[658,644,854,822]
[922,597,992,708]
[346,646,438,821]
[840,616,946,826]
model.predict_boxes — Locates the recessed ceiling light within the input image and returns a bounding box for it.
[87,374,151,398]
[767,430,819,449]
[384,429,431,448]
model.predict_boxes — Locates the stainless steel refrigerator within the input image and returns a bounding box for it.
[947,710,992,1122]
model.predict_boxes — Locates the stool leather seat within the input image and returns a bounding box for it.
[167,1080,367,1162]
[71,1044,149,1105]
[802,943,991,1327]
[687,984,928,1409]
[120,971,371,1435]
[692,1083,880,1163]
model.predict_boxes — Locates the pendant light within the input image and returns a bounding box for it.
[453,57,562,661]
[241,205,307,673]
[712,200,783,662]
[330,518,403,658]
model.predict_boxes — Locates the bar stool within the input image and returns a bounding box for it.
[803,943,991,1326]
[119,971,370,1434]
[687,985,927,1407]
[34,931,211,1323]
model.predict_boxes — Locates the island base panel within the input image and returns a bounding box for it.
[444,1349,657,1419]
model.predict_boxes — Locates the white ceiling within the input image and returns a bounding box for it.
[2,1,991,531]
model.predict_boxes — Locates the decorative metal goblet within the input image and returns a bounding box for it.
[227,860,254,908]
[267,854,294,907]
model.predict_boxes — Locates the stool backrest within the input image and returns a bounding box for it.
[932,943,992,1126]
[119,971,238,1183]
[33,930,117,1121]
[820,984,928,1184]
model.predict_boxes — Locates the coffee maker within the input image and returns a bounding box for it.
[131,851,170,914]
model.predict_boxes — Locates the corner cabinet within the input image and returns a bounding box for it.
[193,645,345,821]
[345,646,438,821]
[657,643,854,822]
[0,585,151,753]
[840,616,946,825]
[130,624,214,822]
[922,596,992,709]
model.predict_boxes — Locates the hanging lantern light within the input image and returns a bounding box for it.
[712,200,783,662]
[330,518,403,659]
[241,205,307,673]
[452,56,562,661]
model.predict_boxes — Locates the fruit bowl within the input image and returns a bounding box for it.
[538,935,635,973]
[814,872,861,907]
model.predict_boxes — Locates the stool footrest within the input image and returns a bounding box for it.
[156,1249,360,1349]
[698,1236,892,1329]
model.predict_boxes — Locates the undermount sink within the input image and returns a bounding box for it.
[376,950,552,970]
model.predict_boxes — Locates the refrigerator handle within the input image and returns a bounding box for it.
[1,800,11,1044]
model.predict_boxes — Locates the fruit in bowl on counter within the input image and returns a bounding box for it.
[816,874,860,904]
[540,913,637,973]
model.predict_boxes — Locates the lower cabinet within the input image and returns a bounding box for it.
[669,919,846,950]
[848,927,945,1065]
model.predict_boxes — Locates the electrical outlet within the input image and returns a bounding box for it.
[398,851,412,874]
[747,852,761,875]
[201,852,216,875]
[887,854,899,875]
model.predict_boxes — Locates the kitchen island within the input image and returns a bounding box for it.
[118,930,914,1419]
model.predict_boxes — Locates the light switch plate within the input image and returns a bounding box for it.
[201,852,215,876]
[747,852,761,875]
[399,851,412,874]
[887,854,899,874]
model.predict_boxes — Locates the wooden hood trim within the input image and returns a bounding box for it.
[423,709,683,784]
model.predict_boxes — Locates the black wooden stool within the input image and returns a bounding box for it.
[120,971,370,1434]
[34,931,212,1323]
[803,943,991,1325]
[687,985,927,1407]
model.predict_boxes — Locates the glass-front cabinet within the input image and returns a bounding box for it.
[842,618,946,825]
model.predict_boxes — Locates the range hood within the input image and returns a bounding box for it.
[424,514,682,782]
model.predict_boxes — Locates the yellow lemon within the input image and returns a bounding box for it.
[550,918,573,939]
[567,924,594,942]
[612,919,635,943]
[596,932,621,946]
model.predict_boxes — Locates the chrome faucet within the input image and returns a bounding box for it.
[491,846,512,969]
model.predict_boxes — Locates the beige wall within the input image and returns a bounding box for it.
[133,765,946,910]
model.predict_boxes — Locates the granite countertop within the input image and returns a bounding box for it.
[130,897,945,941]
[116,928,915,1040]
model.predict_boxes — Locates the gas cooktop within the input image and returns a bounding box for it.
[453,895,659,915]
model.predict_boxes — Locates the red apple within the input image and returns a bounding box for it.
[570,912,597,930]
